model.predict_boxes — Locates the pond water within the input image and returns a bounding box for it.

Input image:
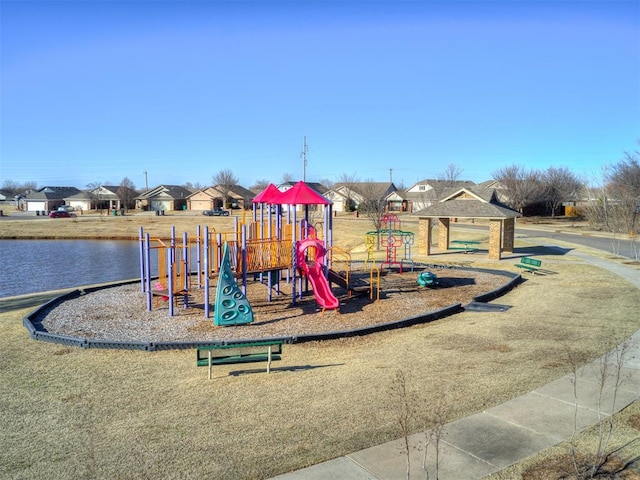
[0,239,157,298]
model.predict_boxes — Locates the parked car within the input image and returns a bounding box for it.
[57,205,74,212]
[49,211,76,218]
[203,208,230,216]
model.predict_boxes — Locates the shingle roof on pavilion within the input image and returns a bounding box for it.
[414,187,521,219]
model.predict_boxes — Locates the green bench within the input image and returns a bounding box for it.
[196,340,283,379]
[515,257,542,273]
[449,240,480,253]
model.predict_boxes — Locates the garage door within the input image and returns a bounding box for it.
[27,201,46,212]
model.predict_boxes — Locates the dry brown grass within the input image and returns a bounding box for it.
[1,213,639,479]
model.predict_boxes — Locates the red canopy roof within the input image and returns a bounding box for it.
[275,181,330,205]
[252,183,282,204]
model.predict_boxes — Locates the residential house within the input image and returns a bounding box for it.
[385,190,410,212]
[217,184,256,209]
[65,185,138,212]
[403,179,476,212]
[187,187,221,211]
[135,185,194,212]
[476,179,509,204]
[63,191,93,212]
[324,185,355,212]
[188,185,256,211]
[324,182,396,213]
[23,186,81,212]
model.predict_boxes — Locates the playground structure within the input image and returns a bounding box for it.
[365,214,415,273]
[139,181,352,322]
[297,236,339,313]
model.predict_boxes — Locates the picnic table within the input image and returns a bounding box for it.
[449,240,480,253]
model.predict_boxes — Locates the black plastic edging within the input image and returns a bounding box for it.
[472,274,522,303]
[23,266,517,351]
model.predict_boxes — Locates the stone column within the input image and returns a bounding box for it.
[438,218,450,251]
[502,217,515,254]
[488,219,503,260]
[418,218,432,255]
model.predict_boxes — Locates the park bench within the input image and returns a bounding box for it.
[514,257,542,273]
[196,340,283,380]
[449,240,480,253]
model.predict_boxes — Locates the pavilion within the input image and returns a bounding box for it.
[414,187,522,260]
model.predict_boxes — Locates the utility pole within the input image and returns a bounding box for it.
[301,136,307,182]
[143,171,148,192]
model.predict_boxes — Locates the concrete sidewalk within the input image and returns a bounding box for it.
[270,252,640,480]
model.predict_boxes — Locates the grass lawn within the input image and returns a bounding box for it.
[1,212,639,479]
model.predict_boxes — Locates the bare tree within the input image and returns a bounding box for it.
[1,180,20,196]
[85,181,103,213]
[582,172,631,256]
[1,180,37,198]
[431,163,464,201]
[21,180,38,193]
[212,169,239,208]
[250,179,271,193]
[389,369,415,480]
[358,180,389,248]
[318,178,335,190]
[565,338,637,478]
[608,151,640,235]
[583,152,640,258]
[338,172,359,212]
[492,165,543,213]
[282,172,295,183]
[610,150,640,195]
[438,163,463,183]
[541,166,584,217]
[183,181,204,191]
[116,177,137,212]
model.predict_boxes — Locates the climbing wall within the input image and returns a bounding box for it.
[214,243,255,326]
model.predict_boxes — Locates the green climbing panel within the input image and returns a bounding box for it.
[214,243,254,326]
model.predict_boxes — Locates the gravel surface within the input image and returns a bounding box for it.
[40,266,510,342]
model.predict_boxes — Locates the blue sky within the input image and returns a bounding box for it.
[1,0,639,191]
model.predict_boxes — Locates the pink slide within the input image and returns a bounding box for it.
[297,238,340,311]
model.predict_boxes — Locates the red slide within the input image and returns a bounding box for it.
[297,238,340,311]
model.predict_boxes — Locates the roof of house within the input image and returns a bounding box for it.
[223,184,256,200]
[279,181,329,195]
[331,182,397,199]
[393,190,437,201]
[25,186,82,200]
[65,191,93,200]
[414,187,521,219]
[188,185,256,201]
[135,185,193,200]
[408,179,476,191]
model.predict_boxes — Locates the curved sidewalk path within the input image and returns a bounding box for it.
[270,250,640,480]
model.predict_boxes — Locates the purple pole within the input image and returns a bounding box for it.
[139,227,146,293]
[167,248,174,317]
[145,232,152,311]
[204,226,210,318]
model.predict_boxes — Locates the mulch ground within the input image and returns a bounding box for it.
[40,265,512,343]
